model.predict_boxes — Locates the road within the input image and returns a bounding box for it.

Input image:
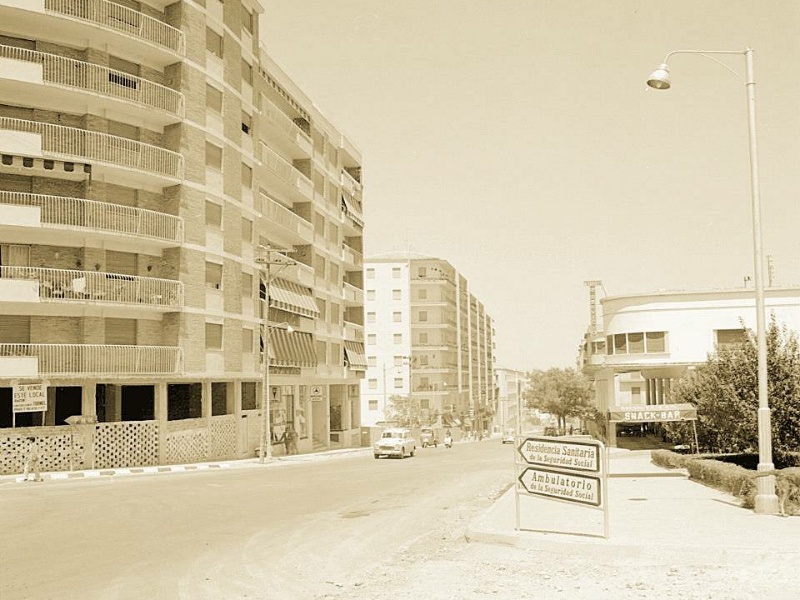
[0,439,514,600]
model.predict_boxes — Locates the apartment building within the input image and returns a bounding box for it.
[493,367,525,433]
[361,253,495,433]
[578,286,800,445]
[0,0,365,475]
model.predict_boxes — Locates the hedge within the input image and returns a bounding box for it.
[651,450,800,515]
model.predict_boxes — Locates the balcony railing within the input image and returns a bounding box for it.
[0,45,184,117]
[0,190,183,243]
[0,117,183,179]
[341,169,362,194]
[261,96,311,146]
[0,266,183,308]
[44,0,185,56]
[0,343,181,375]
[260,193,312,240]
[261,144,312,192]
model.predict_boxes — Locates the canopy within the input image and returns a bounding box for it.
[268,278,319,318]
[343,340,367,371]
[268,329,317,368]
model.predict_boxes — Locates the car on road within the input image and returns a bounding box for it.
[502,429,515,444]
[374,428,416,459]
[419,427,438,448]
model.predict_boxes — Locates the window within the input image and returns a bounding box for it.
[367,334,376,345]
[367,356,377,367]
[329,302,340,325]
[242,59,253,86]
[418,288,427,300]
[205,323,223,350]
[241,272,252,296]
[393,311,401,323]
[368,399,378,411]
[241,6,254,34]
[205,142,222,171]
[367,290,376,301]
[393,289,401,300]
[392,267,401,278]
[419,332,428,345]
[394,355,405,366]
[614,334,627,354]
[419,355,429,366]
[316,298,327,320]
[242,163,252,188]
[241,218,252,243]
[314,213,325,235]
[368,379,378,390]
[418,266,427,277]
[315,341,327,365]
[329,262,339,285]
[205,262,222,289]
[716,329,747,349]
[393,333,402,345]
[367,312,376,324]
[206,28,223,58]
[646,332,666,353]
[418,310,428,322]
[420,399,430,410]
[628,332,644,353]
[366,268,375,279]
[314,255,326,278]
[242,328,253,353]
[394,378,403,388]
[205,201,222,227]
[206,84,223,113]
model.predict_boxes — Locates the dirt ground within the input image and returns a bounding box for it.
[315,479,797,600]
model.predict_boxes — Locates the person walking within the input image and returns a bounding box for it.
[23,436,43,482]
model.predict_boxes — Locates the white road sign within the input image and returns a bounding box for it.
[517,437,601,473]
[518,467,602,507]
[310,385,323,398]
[13,383,47,413]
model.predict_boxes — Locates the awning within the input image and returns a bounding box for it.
[343,340,367,371]
[268,329,317,368]
[267,278,319,318]
[341,193,364,227]
[608,403,698,423]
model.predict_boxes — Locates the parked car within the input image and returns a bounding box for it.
[419,427,438,448]
[374,428,416,459]
[502,429,515,444]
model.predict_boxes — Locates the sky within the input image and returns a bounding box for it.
[260,1,800,371]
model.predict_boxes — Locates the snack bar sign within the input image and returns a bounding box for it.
[517,437,601,473]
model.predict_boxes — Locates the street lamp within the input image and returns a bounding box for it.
[646,48,779,514]
[256,245,296,464]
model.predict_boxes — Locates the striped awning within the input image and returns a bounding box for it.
[341,193,364,227]
[343,340,367,371]
[268,329,317,368]
[268,278,319,318]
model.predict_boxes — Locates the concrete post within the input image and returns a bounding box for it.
[155,382,168,465]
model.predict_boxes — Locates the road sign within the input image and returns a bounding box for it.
[518,466,602,507]
[13,383,47,413]
[517,436,601,473]
[310,385,322,398]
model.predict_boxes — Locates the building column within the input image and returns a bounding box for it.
[80,383,97,469]
[155,382,168,465]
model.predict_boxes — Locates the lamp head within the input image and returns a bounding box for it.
[646,63,671,89]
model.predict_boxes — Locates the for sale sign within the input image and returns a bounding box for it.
[13,383,47,413]
[518,467,602,507]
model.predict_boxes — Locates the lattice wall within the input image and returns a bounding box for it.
[166,427,209,464]
[209,415,236,460]
[0,427,84,475]
[94,421,158,469]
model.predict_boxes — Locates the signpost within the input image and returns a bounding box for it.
[514,434,608,538]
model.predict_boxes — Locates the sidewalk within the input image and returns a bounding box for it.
[467,448,800,566]
[0,446,371,486]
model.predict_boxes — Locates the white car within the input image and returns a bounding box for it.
[502,429,515,444]
[374,428,416,459]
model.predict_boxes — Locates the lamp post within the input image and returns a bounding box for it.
[646,48,779,514]
[256,245,296,464]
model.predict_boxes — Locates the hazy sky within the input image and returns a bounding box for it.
[261,1,800,371]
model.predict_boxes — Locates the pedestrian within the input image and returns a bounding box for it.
[24,436,42,482]
[287,428,298,455]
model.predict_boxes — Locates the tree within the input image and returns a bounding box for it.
[667,317,800,467]
[525,368,595,434]
[386,395,419,427]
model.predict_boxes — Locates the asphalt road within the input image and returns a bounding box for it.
[0,439,515,600]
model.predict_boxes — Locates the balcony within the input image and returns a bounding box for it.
[0,117,183,188]
[0,0,184,67]
[343,321,364,343]
[258,193,313,247]
[341,243,363,269]
[0,190,182,253]
[260,95,312,159]
[0,343,181,376]
[340,169,362,196]
[0,45,184,126]
[260,143,313,203]
[0,266,183,312]
[342,281,363,307]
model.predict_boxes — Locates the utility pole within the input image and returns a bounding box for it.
[256,245,296,464]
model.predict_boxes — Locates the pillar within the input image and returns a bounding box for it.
[155,382,168,465]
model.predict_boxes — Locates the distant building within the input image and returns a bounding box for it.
[0,0,365,474]
[578,286,800,445]
[493,368,526,433]
[361,253,495,433]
